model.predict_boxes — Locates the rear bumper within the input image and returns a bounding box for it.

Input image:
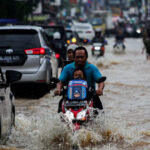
[78,33,95,41]
[2,59,52,84]
[20,60,51,84]
[20,70,47,83]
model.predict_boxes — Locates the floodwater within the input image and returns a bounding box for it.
[1,38,150,150]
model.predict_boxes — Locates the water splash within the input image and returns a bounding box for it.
[2,108,149,150]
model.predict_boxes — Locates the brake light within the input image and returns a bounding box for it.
[55,53,60,59]
[84,39,87,43]
[25,48,45,55]
[86,31,92,33]
[101,46,105,52]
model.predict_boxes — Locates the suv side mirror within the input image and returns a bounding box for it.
[6,70,22,84]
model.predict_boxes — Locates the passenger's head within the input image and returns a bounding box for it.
[73,67,86,80]
[67,44,78,61]
[53,32,61,39]
[74,46,88,67]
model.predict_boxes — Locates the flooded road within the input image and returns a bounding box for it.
[1,38,150,150]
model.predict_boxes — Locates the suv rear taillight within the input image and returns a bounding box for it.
[101,46,105,52]
[55,53,60,59]
[25,48,45,55]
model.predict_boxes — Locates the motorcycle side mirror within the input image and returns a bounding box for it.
[6,70,22,85]
[104,40,108,45]
[97,76,106,83]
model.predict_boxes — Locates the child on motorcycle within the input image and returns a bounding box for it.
[56,67,86,113]
[73,67,86,80]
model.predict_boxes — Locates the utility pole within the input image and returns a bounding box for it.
[147,0,150,20]
[94,0,99,10]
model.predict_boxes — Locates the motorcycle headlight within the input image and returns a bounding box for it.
[65,110,74,122]
[95,46,100,50]
[72,37,77,43]
[136,28,141,34]
[76,110,86,120]
[67,40,70,44]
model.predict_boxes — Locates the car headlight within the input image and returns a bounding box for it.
[76,110,86,120]
[72,37,77,43]
[64,110,74,122]
[136,28,141,34]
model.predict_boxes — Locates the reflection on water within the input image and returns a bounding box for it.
[1,38,150,150]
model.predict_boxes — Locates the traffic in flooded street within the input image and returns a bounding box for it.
[1,0,150,150]
[1,38,150,150]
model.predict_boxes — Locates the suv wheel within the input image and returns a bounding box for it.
[46,70,50,85]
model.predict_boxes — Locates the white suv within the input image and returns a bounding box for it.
[0,25,58,86]
[0,68,21,143]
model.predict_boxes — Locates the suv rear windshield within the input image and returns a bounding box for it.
[0,29,41,49]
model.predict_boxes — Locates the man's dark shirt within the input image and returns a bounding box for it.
[115,34,125,42]
[51,39,66,59]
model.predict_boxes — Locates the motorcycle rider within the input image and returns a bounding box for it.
[141,25,150,60]
[51,32,66,67]
[113,28,125,50]
[55,46,104,112]
[63,44,78,67]
[92,28,106,45]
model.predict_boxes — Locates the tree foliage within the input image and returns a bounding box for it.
[0,0,40,23]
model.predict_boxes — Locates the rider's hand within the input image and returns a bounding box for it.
[54,89,61,96]
[96,89,103,96]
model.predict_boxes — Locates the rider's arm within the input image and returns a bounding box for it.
[92,65,104,95]
[55,65,70,95]
[96,82,104,95]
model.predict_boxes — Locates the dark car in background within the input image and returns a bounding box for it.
[42,25,67,67]
[0,68,21,143]
[124,23,141,37]
[0,26,58,86]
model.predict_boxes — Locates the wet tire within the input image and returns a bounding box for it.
[92,51,94,56]
[72,144,79,150]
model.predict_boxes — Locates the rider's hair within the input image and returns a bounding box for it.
[74,46,88,58]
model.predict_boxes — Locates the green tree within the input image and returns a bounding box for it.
[0,0,39,23]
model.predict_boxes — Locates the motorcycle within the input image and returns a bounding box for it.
[91,42,105,56]
[59,77,106,131]
[113,41,125,53]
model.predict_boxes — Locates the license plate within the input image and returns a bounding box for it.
[0,56,20,64]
